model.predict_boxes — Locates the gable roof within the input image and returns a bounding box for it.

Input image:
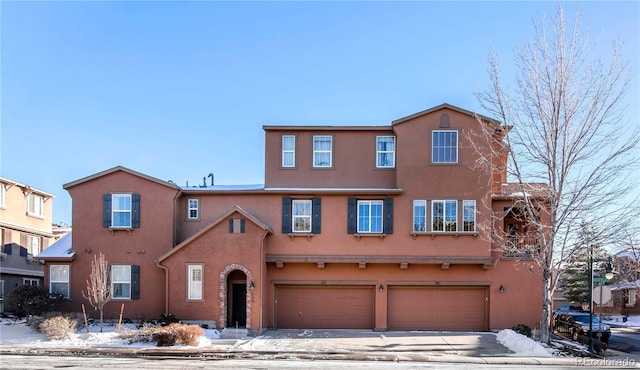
[63,166,181,190]
[391,103,500,126]
[157,205,273,262]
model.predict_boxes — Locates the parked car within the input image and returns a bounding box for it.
[552,310,611,343]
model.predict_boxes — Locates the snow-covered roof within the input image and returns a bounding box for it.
[609,279,640,291]
[614,248,640,261]
[36,232,75,260]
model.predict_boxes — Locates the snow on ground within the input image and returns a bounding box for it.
[496,329,553,357]
[602,314,640,327]
[0,318,221,349]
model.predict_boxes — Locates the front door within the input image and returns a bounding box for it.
[229,283,247,327]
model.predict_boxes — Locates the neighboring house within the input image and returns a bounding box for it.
[0,177,55,312]
[38,103,549,334]
[605,249,640,315]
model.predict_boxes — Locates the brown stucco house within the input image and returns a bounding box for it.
[38,103,548,334]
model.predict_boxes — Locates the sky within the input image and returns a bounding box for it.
[1,1,638,226]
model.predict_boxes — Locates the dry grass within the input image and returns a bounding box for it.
[38,315,78,340]
[120,322,204,346]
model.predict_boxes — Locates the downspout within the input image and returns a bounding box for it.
[155,259,170,315]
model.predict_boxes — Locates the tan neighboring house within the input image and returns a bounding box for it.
[0,177,55,312]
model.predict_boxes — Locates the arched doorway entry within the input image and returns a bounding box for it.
[227,270,247,327]
[219,263,253,329]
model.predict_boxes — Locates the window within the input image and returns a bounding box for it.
[282,135,296,168]
[628,290,637,307]
[103,193,140,229]
[432,200,457,232]
[50,265,70,298]
[282,197,321,234]
[0,184,5,207]
[27,193,44,217]
[463,200,476,232]
[313,135,332,167]
[187,199,199,220]
[112,265,131,299]
[292,200,312,232]
[187,265,203,300]
[27,235,41,255]
[357,200,384,233]
[413,200,427,232]
[23,278,39,286]
[432,130,458,164]
[376,136,396,168]
[347,198,393,235]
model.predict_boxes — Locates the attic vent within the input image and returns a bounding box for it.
[439,113,450,128]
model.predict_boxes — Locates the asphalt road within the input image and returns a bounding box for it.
[608,327,640,355]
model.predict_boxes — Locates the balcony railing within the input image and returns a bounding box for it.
[503,236,541,258]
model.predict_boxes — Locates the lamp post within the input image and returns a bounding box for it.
[588,246,614,354]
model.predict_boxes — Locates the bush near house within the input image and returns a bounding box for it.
[4,285,65,318]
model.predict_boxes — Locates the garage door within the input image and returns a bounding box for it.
[276,285,374,329]
[388,286,488,331]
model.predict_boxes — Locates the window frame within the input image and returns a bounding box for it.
[50,265,70,299]
[431,130,459,164]
[111,265,132,300]
[282,135,296,168]
[312,135,333,168]
[27,235,41,255]
[0,184,5,208]
[357,200,384,233]
[187,198,199,220]
[23,278,39,286]
[432,200,458,232]
[376,136,396,168]
[187,264,204,300]
[412,200,427,232]
[292,199,312,233]
[27,193,44,217]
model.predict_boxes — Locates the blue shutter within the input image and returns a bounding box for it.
[229,219,234,233]
[103,194,111,228]
[347,198,357,234]
[383,197,394,234]
[131,265,140,299]
[132,193,141,228]
[240,219,245,233]
[312,197,321,234]
[282,197,292,233]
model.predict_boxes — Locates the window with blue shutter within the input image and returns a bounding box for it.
[131,265,140,300]
[383,197,394,234]
[347,198,357,234]
[103,193,140,229]
[312,197,321,234]
[282,197,292,233]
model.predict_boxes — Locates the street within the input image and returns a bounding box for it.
[609,327,640,355]
[0,355,584,369]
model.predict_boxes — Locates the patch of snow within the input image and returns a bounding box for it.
[496,329,553,357]
[602,314,640,327]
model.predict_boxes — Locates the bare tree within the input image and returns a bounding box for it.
[475,6,640,343]
[82,252,111,332]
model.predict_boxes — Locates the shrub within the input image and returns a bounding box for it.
[159,313,180,326]
[151,323,203,346]
[4,285,65,318]
[38,315,77,340]
[512,323,532,338]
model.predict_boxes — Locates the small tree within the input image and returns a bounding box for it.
[82,252,111,332]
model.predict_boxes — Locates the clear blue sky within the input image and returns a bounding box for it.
[1,1,638,226]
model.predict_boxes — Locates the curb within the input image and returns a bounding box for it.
[0,346,597,366]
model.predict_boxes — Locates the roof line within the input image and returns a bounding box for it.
[63,166,181,190]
